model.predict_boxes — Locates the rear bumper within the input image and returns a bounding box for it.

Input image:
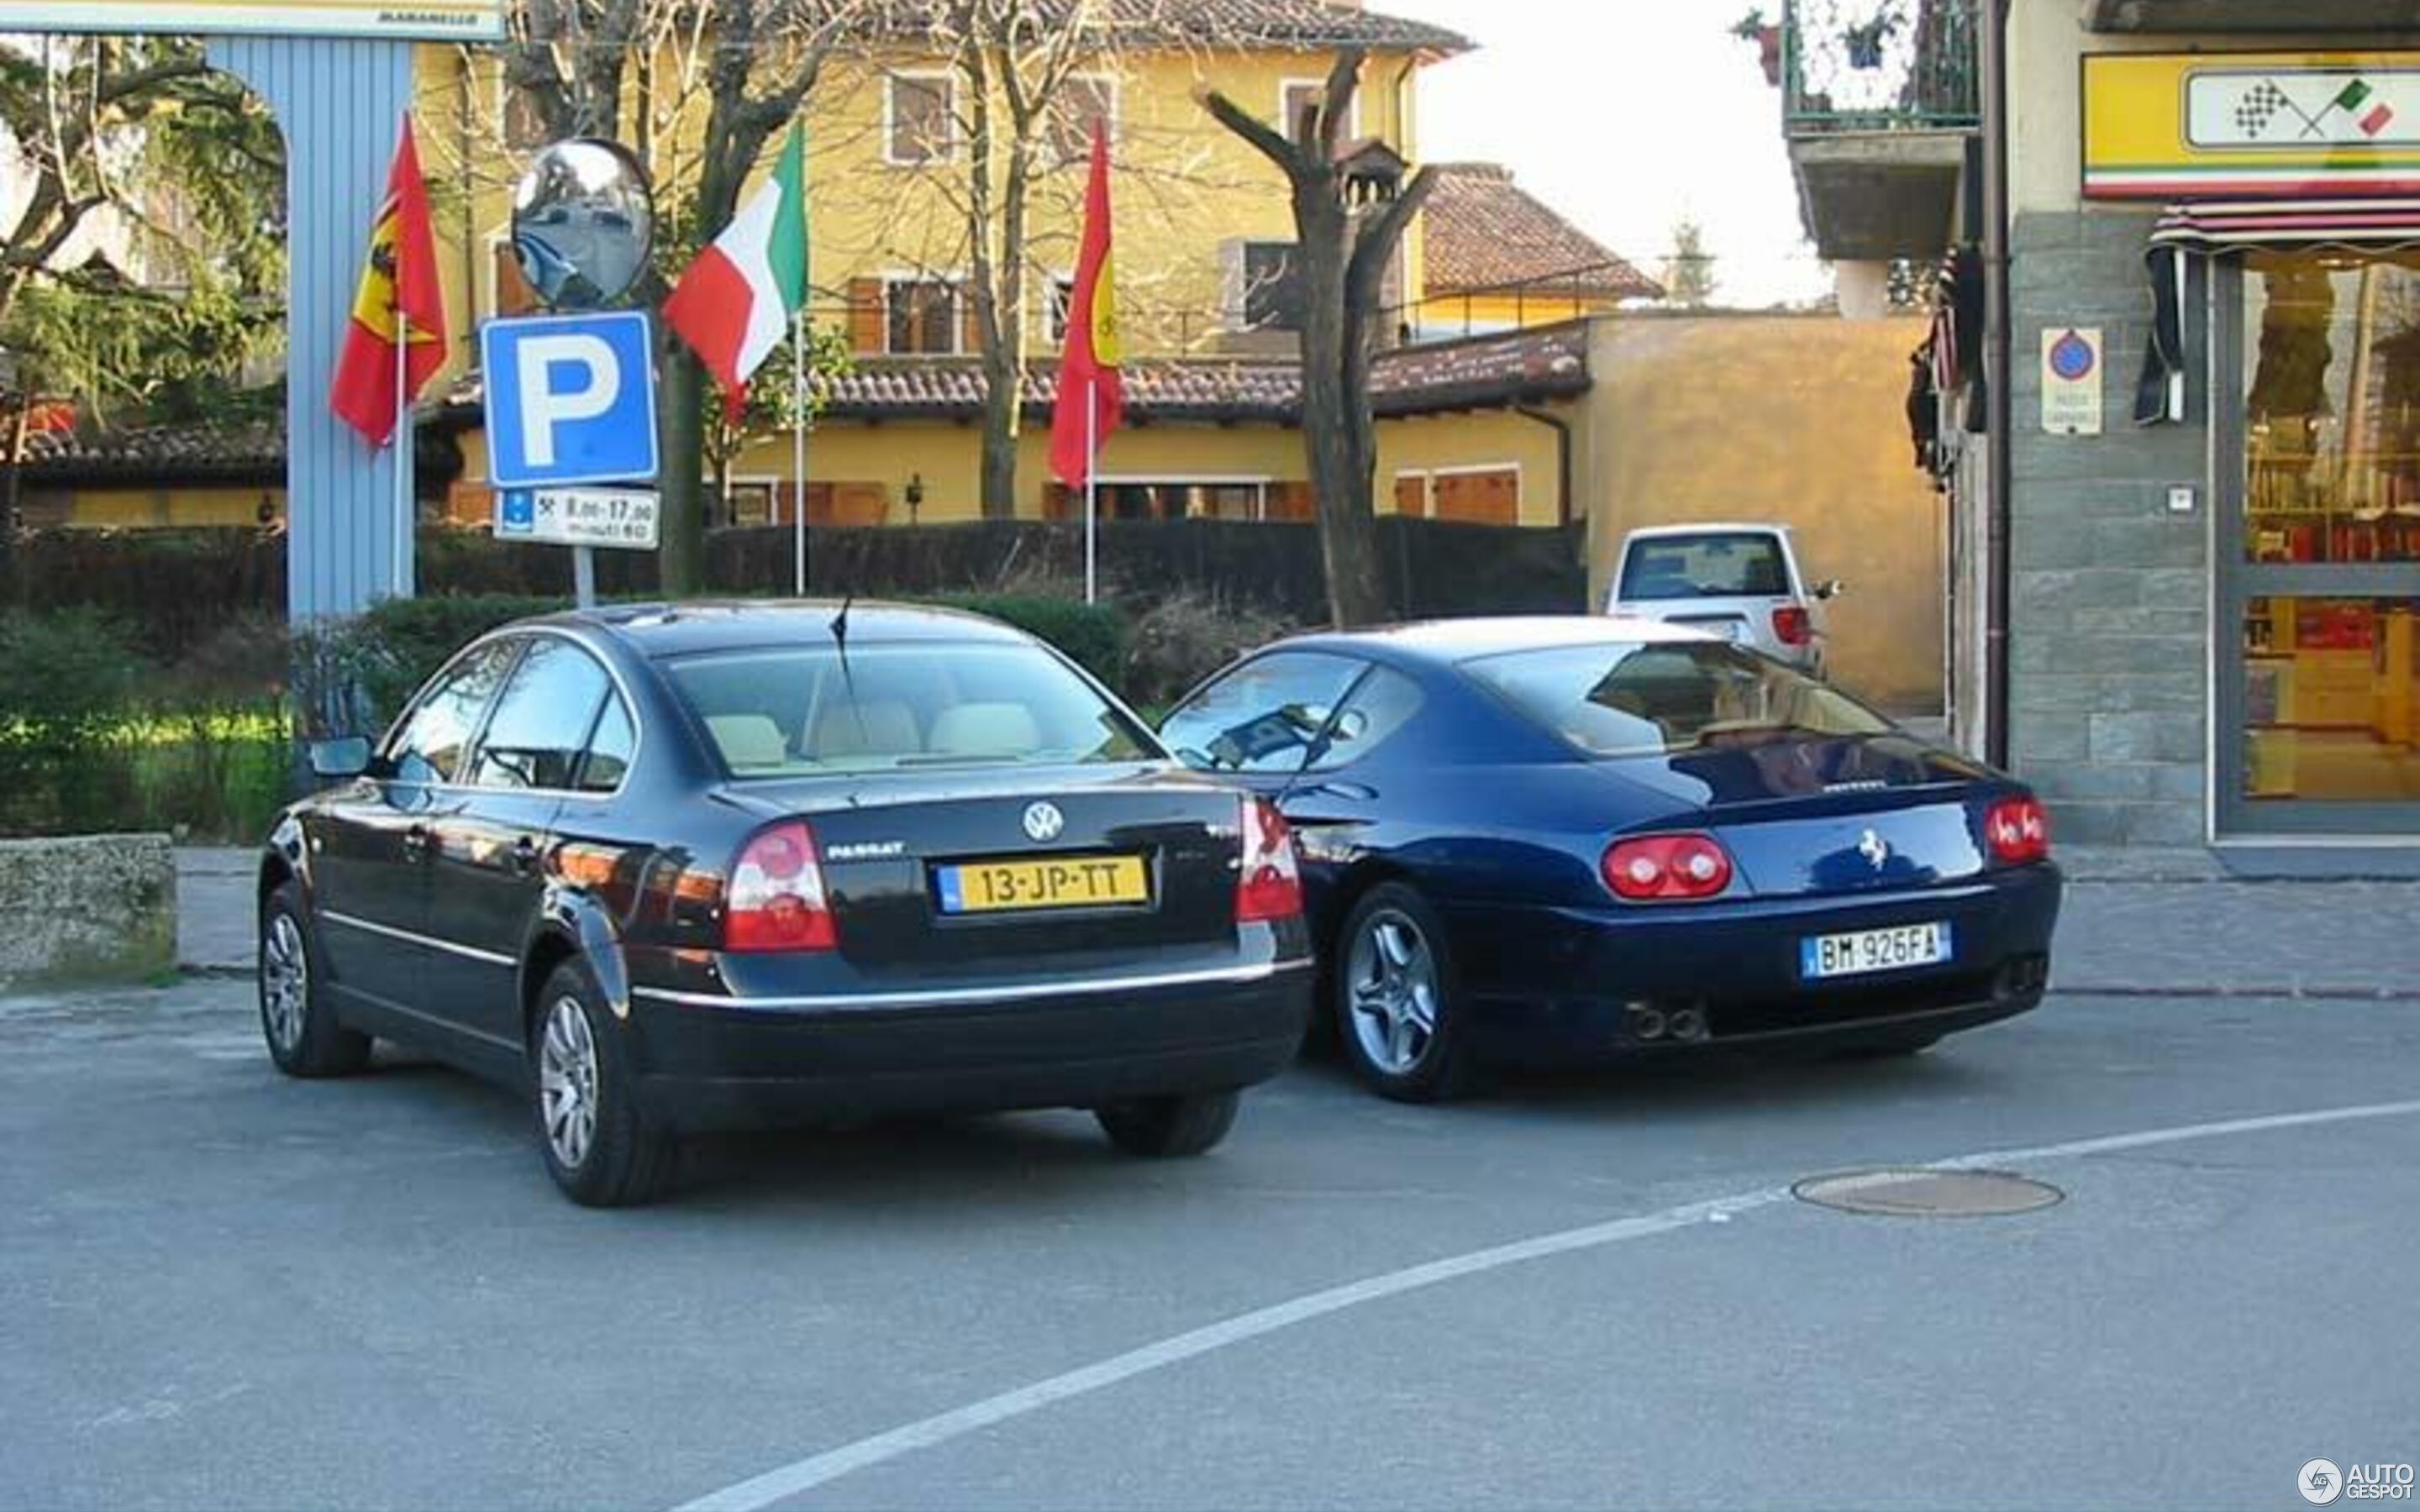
[623,958,1313,1131]
[1441,863,2060,1062]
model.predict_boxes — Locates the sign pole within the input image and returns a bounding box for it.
[792,308,808,597]
[573,544,597,608]
[1083,376,1097,606]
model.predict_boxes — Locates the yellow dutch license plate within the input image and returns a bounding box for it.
[937,856,1150,915]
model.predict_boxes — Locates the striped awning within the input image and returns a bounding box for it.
[2149,197,2420,252]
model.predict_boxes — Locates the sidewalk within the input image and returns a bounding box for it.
[172,845,2420,1000]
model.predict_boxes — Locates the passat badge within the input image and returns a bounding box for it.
[1023,801,1065,843]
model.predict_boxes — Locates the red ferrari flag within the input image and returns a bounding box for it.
[331,118,447,447]
[1050,123,1123,488]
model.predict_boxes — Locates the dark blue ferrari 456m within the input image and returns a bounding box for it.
[1159,617,2061,1101]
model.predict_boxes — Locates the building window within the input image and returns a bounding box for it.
[1242,242,1305,333]
[886,74,955,165]
[1048,76,1118,165]
[1278,77,1358,143]
[886,278,960,354]
[1045,276,1077,344]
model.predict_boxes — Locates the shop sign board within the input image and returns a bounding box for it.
[494,487,660,551]
[0,0,502,39]
[2041,328,2103,437]
[2086,52,2420,199]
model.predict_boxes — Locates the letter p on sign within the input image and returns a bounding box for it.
[480,311,660,489]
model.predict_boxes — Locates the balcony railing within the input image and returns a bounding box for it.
[1783,0,1980,135]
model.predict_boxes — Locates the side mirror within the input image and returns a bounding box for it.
[1816,579,1845,601]
[308,737,373,780]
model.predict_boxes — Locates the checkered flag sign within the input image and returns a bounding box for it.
[2233,79,2292,136]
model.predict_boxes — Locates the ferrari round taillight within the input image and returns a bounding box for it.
[1602,833,1734,903]
[724,821,838,953]
[1772,605,1813,648]
[1236,797,1304,923]
[1985,795,2051,866]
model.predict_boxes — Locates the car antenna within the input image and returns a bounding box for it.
[829,592,871,752]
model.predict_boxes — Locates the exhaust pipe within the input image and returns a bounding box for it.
[1628,1003,1668,1042]
[1668,1005,1709,1043]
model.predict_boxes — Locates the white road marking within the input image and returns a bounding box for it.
[672,1096,2420,1512]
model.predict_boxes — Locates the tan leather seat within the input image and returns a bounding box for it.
[706,713,789,771]
[926,702,1041,759]
[808,700,920,760]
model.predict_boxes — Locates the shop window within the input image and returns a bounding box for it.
[2243,596,2420,803]
[2243,252,2420,565]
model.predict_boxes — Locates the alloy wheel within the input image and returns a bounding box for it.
[260,914,309,1055]
[1347,909,1439,1075]
[538,996,602,1171]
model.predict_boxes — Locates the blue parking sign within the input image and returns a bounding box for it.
[481,311,660,490]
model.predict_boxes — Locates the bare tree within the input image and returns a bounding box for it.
[498,0,863,592]
[1200,46,1434,627]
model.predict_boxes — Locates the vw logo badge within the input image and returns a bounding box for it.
[1858,828,1891,869]
[1022,801,1065,843]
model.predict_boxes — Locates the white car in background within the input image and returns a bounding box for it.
[1606,523,1841,676]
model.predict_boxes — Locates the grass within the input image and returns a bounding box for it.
[1,704,293,844]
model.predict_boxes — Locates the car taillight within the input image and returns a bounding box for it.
[1985,795,2051,866]
[724,821,838,953]
[1772,605,1813,647]
[1236,797,1304,923]
[1602,833,1734,903]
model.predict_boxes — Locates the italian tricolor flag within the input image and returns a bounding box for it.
[666,123,808,423]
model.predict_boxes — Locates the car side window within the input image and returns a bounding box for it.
[467,638,613,791]
[576,694,636,794]
[1160,651,1365,775]
[387,641,519,786]
[1310,665,1424,770]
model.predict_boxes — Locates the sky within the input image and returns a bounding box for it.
[1379,0,1833,308]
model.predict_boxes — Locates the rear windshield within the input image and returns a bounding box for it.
[1619,533,1791,601]
[665,642,1157,776]
[1462,641,1891,759]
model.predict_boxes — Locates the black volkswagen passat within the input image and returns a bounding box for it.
[256,602,1312,1205]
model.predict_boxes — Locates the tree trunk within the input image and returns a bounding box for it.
[1292,187,1386,627]
[659,339,710,596]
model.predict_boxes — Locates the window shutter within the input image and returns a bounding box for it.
[960,284,983,355]
[1392,474,1428,517]
[1267,483,1315,522]
[848,278,886,354]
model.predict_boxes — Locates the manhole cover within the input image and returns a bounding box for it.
[1792,1168,2064,1218]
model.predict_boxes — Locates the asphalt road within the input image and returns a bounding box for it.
[3,979,2415,1512]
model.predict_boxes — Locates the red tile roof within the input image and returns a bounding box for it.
[839,0,1470,52]
[1421,164,1662,302]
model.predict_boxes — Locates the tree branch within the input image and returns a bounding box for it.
[1197,85,1297,177]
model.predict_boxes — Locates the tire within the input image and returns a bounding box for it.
[1095,1089,1241,1158]
[530,960,676,1208]
[1334,882,1470,1103]
[258,881,372,1079]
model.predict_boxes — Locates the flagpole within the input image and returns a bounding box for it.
[392,311,410,599]
[1083,377,1098,606]
[792,308,808,597]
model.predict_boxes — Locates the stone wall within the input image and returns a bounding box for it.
[2006,207,2212,847]
[0,836,178,990]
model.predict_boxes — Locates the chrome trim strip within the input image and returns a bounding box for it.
[631,957,1314,1012]
[321,910,518,969]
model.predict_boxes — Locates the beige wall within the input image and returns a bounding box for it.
[461,402,1569,527]
[2009,4,2418,215]
[1576,314,1947,715]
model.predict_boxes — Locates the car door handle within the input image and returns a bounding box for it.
[401,825,432,860]
[510,837,541,875]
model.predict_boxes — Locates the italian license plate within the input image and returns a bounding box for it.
[1799,921,1953,980]
[935,855,1150,915]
